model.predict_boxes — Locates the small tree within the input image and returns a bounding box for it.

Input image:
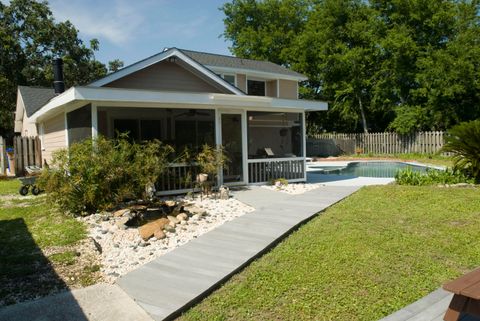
[195,144,229,191]
[442,120,480,183]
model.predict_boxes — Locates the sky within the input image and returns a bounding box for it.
[47,0,233,66]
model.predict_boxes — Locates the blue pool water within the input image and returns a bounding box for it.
[308,161,433,178]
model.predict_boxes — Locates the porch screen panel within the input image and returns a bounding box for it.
[247,111,303,159]
[67,104,91,145]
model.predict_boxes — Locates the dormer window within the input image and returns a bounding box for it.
[247,80,265,96]
[223,74,235,86]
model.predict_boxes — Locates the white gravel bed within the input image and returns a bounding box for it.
[79,197,254,283]
[262,182,324,195]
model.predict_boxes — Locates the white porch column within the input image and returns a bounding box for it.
[241,110,248,184]
[302,111,307,181]
[91,104,98,139]
[214,107,223,186]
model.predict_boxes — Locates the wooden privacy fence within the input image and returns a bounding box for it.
[13,136,42,176]
[307,131,446,156]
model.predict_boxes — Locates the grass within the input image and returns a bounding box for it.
[0,178,20,195]
[179,185,480,321]
[0,179,93,306]
[343,153,453,167]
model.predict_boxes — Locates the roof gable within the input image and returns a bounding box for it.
[18,86,56,117]
[89,48,244,95]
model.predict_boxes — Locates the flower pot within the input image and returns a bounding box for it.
[196,173,208,183]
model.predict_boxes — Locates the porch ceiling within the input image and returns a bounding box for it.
[30,86,328,122]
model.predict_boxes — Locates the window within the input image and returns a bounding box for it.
[247,80,265,96]
[223,74,235,86]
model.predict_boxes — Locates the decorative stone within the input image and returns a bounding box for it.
[180,220,187,226]
[138,218,170,241]
[129,204,147,211]
[176,213,188,221]
[164,200,176,207]
[115,216,130,229]
[153,229,166,239]
[113,208,130,217]
[219,185,230,200]
[168,221,176,228]
[164,225,175,233]
[167,215,180,224]
[185,206,207,216]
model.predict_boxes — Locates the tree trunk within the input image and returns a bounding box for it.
[358,95,368,133]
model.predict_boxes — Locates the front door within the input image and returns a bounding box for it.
[220,113,244,184]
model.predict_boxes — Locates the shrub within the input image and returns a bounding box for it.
[395,167,473,186]
[195,144,229,185]
[38,136,174,215]
[442,120,480,182]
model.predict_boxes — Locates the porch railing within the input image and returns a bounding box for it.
[247,157,305,184]
[156,162,200,194]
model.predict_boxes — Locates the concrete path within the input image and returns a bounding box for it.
[117,185,360,320]
[0,284,152,321]
[380,287,478,321]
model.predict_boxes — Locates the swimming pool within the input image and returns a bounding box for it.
[307,161,434,178]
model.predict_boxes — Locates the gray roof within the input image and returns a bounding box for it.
[18,86,56,117]
[178,49,306,79]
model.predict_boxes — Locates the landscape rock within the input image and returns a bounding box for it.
[153,229,166,239]
[176,213,188,221]
[129,204,147,212]
[185,206,207,216]
[113,209,130,217]
[167,215,180,224]
[138,218,170,241]
[164,225,175,233]
[115,217,130,230]
[164,200,176,207]
[219,185,230,200]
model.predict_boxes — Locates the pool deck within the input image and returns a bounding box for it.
[380,287,478,321]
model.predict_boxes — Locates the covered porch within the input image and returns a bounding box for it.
[33,87,327,195]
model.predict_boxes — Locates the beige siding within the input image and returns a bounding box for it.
[21,111,38,136]
[42,113,66,164]
[104,61,229,93]
[236,74,247,92]
[278,79,298,99]
[266,80,277,97]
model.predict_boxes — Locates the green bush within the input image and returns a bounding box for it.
[395,167,473,186]
[38,136,174,215]
[442,120,480,182]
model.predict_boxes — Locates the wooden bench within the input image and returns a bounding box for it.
[443,267,480,321]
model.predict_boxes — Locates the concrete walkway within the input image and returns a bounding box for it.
[0,284,152,321]
[380,288,478,321]
[116,185,360,320]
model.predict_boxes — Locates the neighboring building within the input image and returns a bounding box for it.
[15,47,328,193]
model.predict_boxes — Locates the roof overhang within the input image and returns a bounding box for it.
[207,66,308,82]
[88,48,244,96]
[29,86,328,123]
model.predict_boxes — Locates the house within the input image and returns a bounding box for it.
[14,47,327,194]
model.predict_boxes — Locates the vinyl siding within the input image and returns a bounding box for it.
[236,74,247,92]
[104,61,228,93]
[42,113,66,164]
[21,111,38,136]
[278,79,298,99]
[266,80,277,97]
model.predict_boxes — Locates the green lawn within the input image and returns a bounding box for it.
[179,185,480,321]
[343,153,453,167]
[0,179,94,306]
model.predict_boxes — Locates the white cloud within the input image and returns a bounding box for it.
[49,0,149,45]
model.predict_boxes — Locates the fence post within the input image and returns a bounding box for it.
[0,136,5,175]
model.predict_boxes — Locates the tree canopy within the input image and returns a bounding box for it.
[222,0,480,134]
[0,0,121,135]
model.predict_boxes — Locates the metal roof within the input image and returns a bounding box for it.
[178,49,306,79]
[18,86,56,117]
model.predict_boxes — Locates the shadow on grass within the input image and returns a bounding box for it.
[0,218,87,320]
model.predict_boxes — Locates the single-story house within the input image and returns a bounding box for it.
[14,47,327,194]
